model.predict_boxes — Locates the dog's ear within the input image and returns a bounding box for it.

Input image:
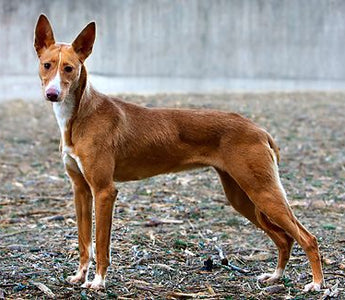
[34,14,55,57]
[72,22,96,62]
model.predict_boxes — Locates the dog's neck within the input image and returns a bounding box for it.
[53,65,90,149]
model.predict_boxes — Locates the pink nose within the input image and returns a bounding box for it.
[46,87,60,102]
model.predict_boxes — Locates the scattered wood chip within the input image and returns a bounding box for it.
[0,289,5,300]
[322,281,339,299]
[0,218,24,224]
[145,217,184,227]
[214,245,231,267]
[263,284,285,294]
[215,244,226,260]
[242,252,272,261]
[6,244,26,251]
[66,218,76,225]
[151,263,175,271]
[167,291,218,299]
[41,215,65,222]
[30,281,55,298]
[206,284,216,296]
[133,285,156,292]
[17,210,57,217]
[323,258,335,265]
[184,249,196,256]
[0,230,29,239]
[18,162,31,174]
[221,262,250,274]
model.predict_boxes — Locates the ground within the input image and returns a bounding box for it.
[0,92,344,299]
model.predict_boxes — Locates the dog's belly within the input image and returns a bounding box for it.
[112,140,225,181]
[113,158,207,182]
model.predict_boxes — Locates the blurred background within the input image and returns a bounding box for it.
[1,0,345,101]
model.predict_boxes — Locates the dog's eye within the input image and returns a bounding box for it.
[64,66,73,73]
[44,63,51,70]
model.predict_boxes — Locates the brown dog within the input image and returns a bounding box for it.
[34,14,323,291]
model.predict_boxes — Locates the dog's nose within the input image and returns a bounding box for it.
[46,88,60,102]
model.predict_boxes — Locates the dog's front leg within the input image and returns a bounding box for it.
[82,184,117,290]
[65,167,93,285]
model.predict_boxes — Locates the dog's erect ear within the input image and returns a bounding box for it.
[34,14,55,57]
[72,22,96,62]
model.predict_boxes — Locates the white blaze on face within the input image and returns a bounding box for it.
[45,52,62,97]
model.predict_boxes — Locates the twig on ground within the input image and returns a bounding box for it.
[29,281,55,298]
[144,217,184,227]
[151,263,175,271]
[0,230,29,239]
[17,210,58,217]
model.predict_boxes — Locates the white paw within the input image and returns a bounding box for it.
[258,269,283,284]
[81,274,105,290]
[303,282,321,292]
[67,270,87,284]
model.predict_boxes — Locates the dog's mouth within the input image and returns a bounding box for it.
[45,97,61,103]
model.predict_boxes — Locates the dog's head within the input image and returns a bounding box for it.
[34,14,95,102]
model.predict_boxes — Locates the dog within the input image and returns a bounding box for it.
[34,14,323,291]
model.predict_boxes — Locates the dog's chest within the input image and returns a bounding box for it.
[53,100,74,145]
[53,101,85,175]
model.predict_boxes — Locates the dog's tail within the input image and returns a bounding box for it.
[266,132,280,165]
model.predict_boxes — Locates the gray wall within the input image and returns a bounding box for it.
[1,0,345,81]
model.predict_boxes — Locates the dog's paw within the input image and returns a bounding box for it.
[303,282,321,292]
[66,265,89,284]
[67,269,88,284]
[258,269,283,284]
[81,274,105,290]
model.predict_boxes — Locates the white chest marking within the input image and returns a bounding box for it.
[53,99,75,147]
[54,101,85,175]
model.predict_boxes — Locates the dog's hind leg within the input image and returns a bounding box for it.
[223,145,323,291]
[255,210,294,283]
[216,169,294,283]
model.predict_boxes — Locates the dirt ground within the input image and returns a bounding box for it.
[0,92,344,299]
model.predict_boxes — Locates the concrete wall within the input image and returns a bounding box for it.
[1,0,345,81]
